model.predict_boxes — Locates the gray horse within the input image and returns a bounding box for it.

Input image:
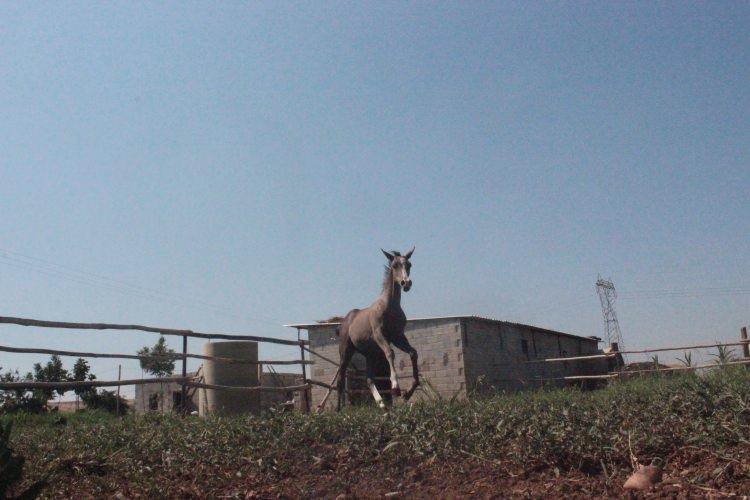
[318,248,420,411]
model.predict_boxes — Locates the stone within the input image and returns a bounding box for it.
[623,464,663,490]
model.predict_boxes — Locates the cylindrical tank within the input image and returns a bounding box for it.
[199,341,259,416]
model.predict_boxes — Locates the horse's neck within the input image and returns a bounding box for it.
[377,270,402,312]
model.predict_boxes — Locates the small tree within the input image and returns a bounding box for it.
[71,358,96,410]
[32,355,69,403]
[0,369,44,414]
[137,336,175,412]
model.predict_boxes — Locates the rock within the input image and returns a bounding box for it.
[623,464,663,490]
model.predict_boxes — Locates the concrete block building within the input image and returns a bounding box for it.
[134,372,199,414]
[288,315,607,409]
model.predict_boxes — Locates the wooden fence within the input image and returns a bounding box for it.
[0,315,313,412]
[2,315,748,409]
[304,328,750,394]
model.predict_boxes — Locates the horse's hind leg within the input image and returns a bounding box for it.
[336,341,355,412]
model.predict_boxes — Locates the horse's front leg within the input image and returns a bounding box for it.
[365,358,387,410]
[372,328,401,397]
[393,333,419,400]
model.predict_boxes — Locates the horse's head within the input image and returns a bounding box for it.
[381,247,414,292]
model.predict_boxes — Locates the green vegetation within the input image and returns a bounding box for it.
[2,367,749,497]
[1,357,129,416]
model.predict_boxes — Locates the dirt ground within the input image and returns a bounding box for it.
[82,445,747,499]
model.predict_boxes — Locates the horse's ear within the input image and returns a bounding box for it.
[405,246,415,259]
[381,248,395,261]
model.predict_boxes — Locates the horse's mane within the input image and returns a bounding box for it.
[382,264,394,292]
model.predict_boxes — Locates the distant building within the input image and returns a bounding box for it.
[133,369,303,415]
[47,398,134,413]
[288,315,609,410]
[134,372,199,414]
[47,400,85,413]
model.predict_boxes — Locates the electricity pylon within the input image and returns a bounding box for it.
[596,276,625,353]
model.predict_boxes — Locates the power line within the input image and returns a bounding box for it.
[0,247,283,327]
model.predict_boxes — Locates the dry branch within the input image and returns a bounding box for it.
[0,344,310,366]
[308,379,334,389]
[617,358,750,375]
[0,376,190,390]
[0,315,306,346]
[509,358,750,383]
[527,341,750,364]
[186,382,309,392]
[302,346,341,366]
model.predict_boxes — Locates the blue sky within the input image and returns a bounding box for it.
[1,2,748,396]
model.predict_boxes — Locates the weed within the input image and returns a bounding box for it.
[3,367,749,497]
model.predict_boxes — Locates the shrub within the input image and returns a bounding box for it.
[81,390,129,415]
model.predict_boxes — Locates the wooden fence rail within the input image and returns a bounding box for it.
[0,376,191,390]
[510,358,750,383]
[0,344,311,366]
[0,315,307,346]
[186,382,309,392]
[0,314,314,409]
[526,340,750,364]
[0,377,311,393]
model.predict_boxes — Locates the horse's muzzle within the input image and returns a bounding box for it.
[401,280,412,292]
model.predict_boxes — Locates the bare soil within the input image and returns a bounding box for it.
[45,444,748,499]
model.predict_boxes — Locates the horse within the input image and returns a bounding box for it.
[317,247,419,411]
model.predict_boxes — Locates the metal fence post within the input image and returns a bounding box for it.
[741,327,749,369]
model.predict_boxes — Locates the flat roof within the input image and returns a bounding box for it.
[285,315,599,343]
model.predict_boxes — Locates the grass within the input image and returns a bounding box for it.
[3,367,749,497]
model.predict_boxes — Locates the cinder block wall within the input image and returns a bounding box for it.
[134,376,198,414]
[307,318,467,410]
[307,317,607,408]
[259,372,301,410]
[462,319,604,392]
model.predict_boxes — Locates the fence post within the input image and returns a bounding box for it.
[298,328,310,413]
[741,327,749,368]
[181,334,188,415]
[115,364,121,415]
